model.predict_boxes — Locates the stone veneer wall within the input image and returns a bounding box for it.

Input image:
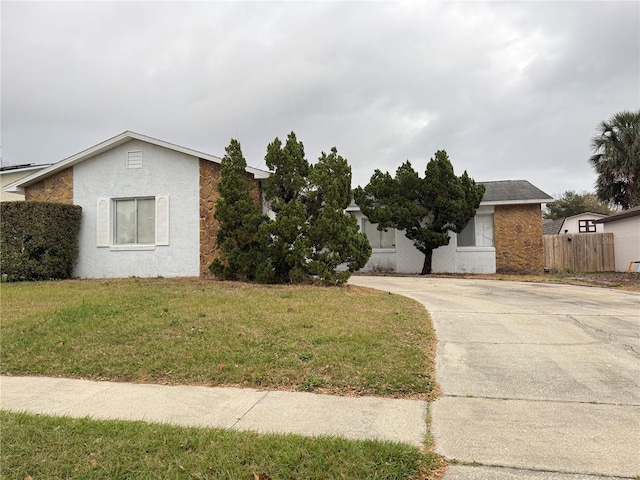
[200,160,222,276]
[199,159,263,276]
[494,204,544,274]
[24,167,73,204]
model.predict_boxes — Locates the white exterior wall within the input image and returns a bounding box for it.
[350,211,398,272]
[73,140,200,278]
[430,234,456,273]
[450,205,496,274]
[561,213,606,234]
[351,209,496,274]
[395,230,428,273]
[452,246,496,273]
[602,217,640,272]
[430,232,496,274]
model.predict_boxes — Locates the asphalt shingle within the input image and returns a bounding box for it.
[480,180,553,203]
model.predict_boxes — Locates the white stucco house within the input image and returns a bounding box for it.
[349,180,553,275]
[596,207,640,272]
[3,131,269,278]
[4,131,553,278]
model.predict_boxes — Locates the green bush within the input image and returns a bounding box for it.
[1,201,82,281]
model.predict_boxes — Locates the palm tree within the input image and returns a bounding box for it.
[589,110,640,209]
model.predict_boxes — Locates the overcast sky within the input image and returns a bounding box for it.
[2,1,638,198]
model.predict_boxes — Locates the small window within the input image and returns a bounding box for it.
[458,215,494,247]
[578,219,596,233]
[126,150,142,169]
[96,196,170,247]
[363,219,395,249]
[115,198,155,244]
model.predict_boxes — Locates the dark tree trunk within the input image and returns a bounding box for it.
[421,250,433,275]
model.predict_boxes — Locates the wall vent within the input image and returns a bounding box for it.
[126,150,142,169]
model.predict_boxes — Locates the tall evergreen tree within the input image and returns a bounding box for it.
[354,150,484,275]
[264,132,310,209]
[589,110,640,209]
[210,139,268,280]
[306,148,371,284]
[259,132,312,283]
[259,133,371,284]
[212,132,371,285]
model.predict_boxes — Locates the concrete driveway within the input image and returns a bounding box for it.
[348,276,640,479]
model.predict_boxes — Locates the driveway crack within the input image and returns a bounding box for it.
[567,315,640,359]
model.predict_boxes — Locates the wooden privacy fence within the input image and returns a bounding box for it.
[543,233,615,272]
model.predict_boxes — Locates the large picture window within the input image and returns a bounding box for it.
[115,198,155,244]
[457,215,494,247]
[363,219,395,249]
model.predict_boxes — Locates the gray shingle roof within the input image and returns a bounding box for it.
[542,218,565,235]
[480,180,553,204]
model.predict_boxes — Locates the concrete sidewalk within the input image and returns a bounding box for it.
[0,375,427,447]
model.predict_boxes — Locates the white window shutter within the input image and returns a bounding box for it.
[96,198,110,247]
[155,195,170,245]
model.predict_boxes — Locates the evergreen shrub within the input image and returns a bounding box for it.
[1,201,82,281]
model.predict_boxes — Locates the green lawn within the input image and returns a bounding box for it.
[0,277,436,398]
[1,277,442,478]
[1,411,443,480]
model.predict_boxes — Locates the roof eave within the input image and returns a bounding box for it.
[7,131,270,189]
[565,212,608,219]
[246,167,270,179]
[8,131,136,190]
[3,168,48,193]
[3,183,25,195]
[480,198,552,206]
[596,210,640,223]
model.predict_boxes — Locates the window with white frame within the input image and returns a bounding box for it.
[96,196,169,247]
[578,219,597,233]
[363,218,395,249]
[115,198,155,244]
[457,214,494,247]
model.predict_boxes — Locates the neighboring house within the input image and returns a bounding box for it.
[0,163,51,202]
[3,131,269,278]
[542,212,607,235]
[349,180,553,275]
[596,207,640,272]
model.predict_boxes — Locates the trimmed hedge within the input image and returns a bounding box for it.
[1,201,82,281]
